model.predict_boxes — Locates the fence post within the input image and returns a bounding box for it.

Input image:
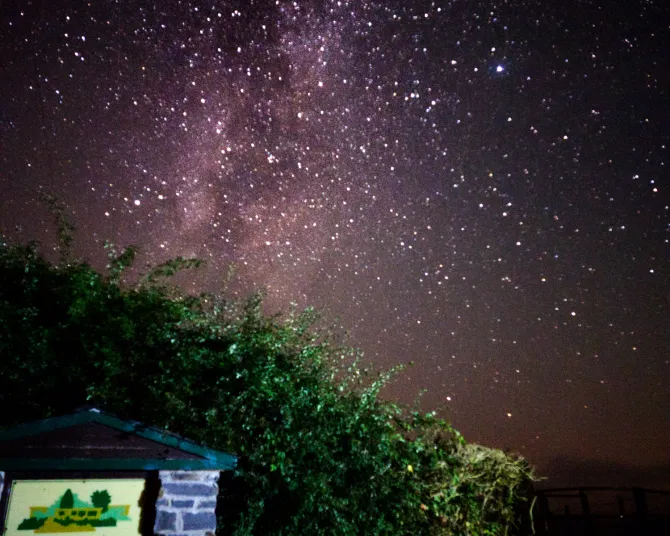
[617,494,625,517]
[579,489,593,534]
[633,487,649,532]
[536,492,551,534]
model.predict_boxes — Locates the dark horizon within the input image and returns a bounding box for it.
[533,457,670,491]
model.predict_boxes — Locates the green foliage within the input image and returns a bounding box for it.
[39,193,75,265]
[0,237,539,535]
[59,490,75,509]
[141,256,205,285]
[105,242,138,284]
[53,517,94,527]
[90,490,111,513]
[17,517,46,530]
[89,518,117,527]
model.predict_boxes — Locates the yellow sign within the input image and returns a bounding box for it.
[4,480,146,536]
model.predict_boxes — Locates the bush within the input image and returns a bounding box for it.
[0,234,538,535]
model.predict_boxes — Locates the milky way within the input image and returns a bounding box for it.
[1,0,669,486]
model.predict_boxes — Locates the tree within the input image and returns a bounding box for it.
[60,490,74,509]
[0,235,538,535]
[91,490,111,513]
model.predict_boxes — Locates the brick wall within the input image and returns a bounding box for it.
[154,470,220,536]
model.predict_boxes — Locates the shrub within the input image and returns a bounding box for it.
[0,235,538,535]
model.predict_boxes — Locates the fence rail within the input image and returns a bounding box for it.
[533,487,670,535]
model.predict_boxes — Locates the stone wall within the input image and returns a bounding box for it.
[154,470,220,536]
[0,471,4,499]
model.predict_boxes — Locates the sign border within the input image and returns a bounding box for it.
[0,472,159,536]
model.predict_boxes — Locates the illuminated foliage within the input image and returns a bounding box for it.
[0,236,536,535]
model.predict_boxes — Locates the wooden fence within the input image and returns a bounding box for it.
[533,487,670,535]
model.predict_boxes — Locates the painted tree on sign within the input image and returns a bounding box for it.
[91,491,111,513]
[59,490,74,509]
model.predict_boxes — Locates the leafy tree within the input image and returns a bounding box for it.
[0,231,538,535]
[91,490,111,513]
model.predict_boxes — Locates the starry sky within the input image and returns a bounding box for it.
[1,0,668,487]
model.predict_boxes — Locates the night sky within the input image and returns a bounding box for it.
[1,0,668,488]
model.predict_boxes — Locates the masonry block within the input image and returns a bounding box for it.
[161,471,220,483]
[172,499,195,508]
[163,483,217,497]
[196,500,217,509]
[155,511,177,532]
[183,512,217,531]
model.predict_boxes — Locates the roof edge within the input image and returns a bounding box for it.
[0,408,237,470]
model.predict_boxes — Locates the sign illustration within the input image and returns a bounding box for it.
[5,480,144,536]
